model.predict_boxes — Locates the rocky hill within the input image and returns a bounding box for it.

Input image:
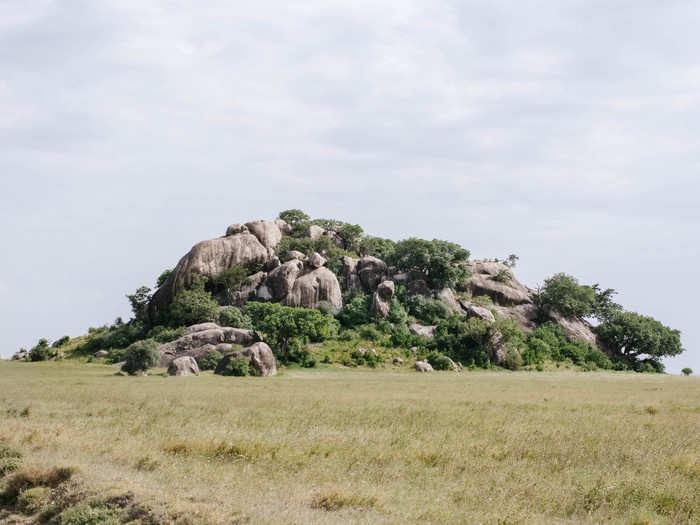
[13,210,683,375]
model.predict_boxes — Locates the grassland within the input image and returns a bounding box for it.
[1,361,699,524]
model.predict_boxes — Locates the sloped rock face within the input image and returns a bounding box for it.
[168,356,200,376]
[149,233,269,321]
[547,309,597,346]
[341,256,362,290]
[372,280,395,318]
[245,220,283,253]
[158,323,256,366]
[263,260,304,301]
[465,261,532,306]
[216,342,277,376]
[357,256,387,291]
[282,267,342,312]
[461,302,496,323]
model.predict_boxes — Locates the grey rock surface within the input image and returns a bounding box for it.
[168,356,200,376]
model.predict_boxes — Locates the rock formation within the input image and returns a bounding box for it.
[215,342,277,376]
[157,323,256,367]
[168,356,200,376]
[371,280,395,318]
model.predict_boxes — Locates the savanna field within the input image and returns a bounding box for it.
[1,361,698,524]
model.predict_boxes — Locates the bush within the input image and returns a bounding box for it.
[433,316,491,367]
[145,325,185,343]
[337,294,372,327]
[522,337,550,366]
[504,348,523,370]
[0,443,22,476]
[18,486,51,513]
[218,306,254,329]
[682,368,693,376]
[357,324,381,341]
[57,502,125,525]
[52,336,70,348]
[28,338,53,361]
[403,295,451,325]
[217,357,251,376]
[164,275,219,327]
[197,349,223,371]
[121,339,160,375]
[156,268,172,288]
[427,351,452,371]
[211,265,250,302]
[358,236,396,260]
[387,299,409,327]
[245,302,338,361]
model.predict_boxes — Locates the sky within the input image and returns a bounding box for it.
[0,0,698,373]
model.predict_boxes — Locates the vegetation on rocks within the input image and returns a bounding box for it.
[13,209,685,375]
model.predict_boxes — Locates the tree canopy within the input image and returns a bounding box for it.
[595,311,683,362]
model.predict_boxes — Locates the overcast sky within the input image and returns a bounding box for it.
[1,0,698,373]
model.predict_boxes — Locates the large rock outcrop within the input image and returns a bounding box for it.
[149,232,269,321]
[245,220,283,254]
[215,342,277,376]
[464,261,532,306]
[157,323,256,367]
[282,266,342,312]
[371,280,395,318]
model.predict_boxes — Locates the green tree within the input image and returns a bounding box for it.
[212,266,250,303]
[126,286,152,322]
[245,302,338,360]
[388,238,470,289]
[156,269,172,288]
[28,338,53,361]
[219,306,254,329]
[165,275,219,327]
[336,294,372,327]
[681,368,692,376]
[358,236,396,261]
[278,209,310,228]
[595,311,683,365]
[121,339,160,375]
[535,273,596,319]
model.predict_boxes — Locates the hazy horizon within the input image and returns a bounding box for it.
[1,1,698,373]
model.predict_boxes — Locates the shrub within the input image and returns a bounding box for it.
[121,339,160,375]
[522,337,550,366]
[156,268,172,288]
[57,502,125,525]
[427,351,452,370]
[197,350,223,371]
[211,265,250,302]
[146,325,185,343]
[52,335,70,348]
[491,269,511,284]
[219,306,254,329]
[164,275,219,327]
[18,486,51,513]
[337,294,372,327]
[278,209,310,229]
[106,348,127,364]
[217,357,251,377]
[387,299,409,327]
[504,348,523,370]
[403,295,451,325]
[28,338,53,361]
[245,302,338,361]
[357,324,381,341]
[434,316,491,367]
[0,443,22,476]
[682,368,693,376]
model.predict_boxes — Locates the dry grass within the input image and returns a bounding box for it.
[0,360,698,524]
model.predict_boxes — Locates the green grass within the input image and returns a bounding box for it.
[1,360,699,524]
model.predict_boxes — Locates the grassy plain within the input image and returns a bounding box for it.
[1,361,699,524]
